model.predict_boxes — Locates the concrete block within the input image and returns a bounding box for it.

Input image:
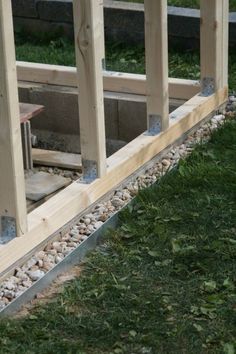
[12,1,236,49]
[12,0,39,18]
[13,17,74,40]
[28,86,80,135]
[18,86,30,103]
[104,3,144,45]
[118,98,146,142]
[104,97,119,140]
[38,0,73,23]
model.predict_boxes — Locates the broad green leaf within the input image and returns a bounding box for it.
[129,330,137,337]
[223,343,235,354]
[193,323,203,332]
[172,239,181,253]
[148,251,159,257]
[202,280,217,293]
[170,216,182,221]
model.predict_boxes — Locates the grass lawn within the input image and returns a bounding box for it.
[119,0,236,11]
[0,114,235,353]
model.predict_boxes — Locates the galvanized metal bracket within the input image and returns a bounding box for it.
[201,77,215,97]
[0,216,16,245]
[81,159,98,184]
[147,114,162,136]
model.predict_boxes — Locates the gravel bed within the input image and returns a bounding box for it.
[0,98,235,311]
[34,166,82,182]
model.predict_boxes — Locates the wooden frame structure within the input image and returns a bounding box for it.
[0,0,229,278]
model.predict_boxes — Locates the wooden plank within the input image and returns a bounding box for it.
[73,0,106,179]
[200,0,229,93]
[32,148,82,170]
[0,87,227,276]
[0,0,27,239]
[144,0,169,132]
[25,172,71,202]
[16,61,200,100]
[19,103,44,124]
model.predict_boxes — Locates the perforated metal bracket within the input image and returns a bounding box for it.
[147,114,162,136]
[201,77,215,97]
[0,216,16,245]
[81,159,98,184]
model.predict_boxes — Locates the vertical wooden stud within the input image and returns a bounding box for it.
[200,0,229,95]
[222,0,229,88]
[0,0,27,242]
[144,0,169,134]
[73,0,107,181]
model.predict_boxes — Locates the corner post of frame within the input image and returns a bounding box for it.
[0,0,28,244]
[200,0,229,96]
[73,0,107,182]
[144,0,169,135]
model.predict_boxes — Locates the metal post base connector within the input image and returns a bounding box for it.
[201,77,215,97]
[147,114,162,136]
[0,216,16,245]
[81,159,98,184]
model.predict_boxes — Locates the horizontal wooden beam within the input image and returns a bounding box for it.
[16,61,200,100]
[0,87,227,278]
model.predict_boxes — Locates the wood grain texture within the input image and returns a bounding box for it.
[200,0,229,91]
[73,0,106,178]
[16,62,200,100]
[19,103,44,123]
[0,0,27,236]
[32,149,82,170]
[144,0,169,131]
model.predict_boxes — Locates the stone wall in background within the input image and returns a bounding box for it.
[12,0,236,49]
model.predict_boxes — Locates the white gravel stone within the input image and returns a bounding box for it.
[162,159,171,167]
[35,251,45,260]
[47,249,57,256]
[55,255,64,264]
[94,221,104,229]
[42,262,54,272]
[111,197,125,208]
[37,259,44,268]
[3,290,15,300]
[27,270,45,281]
[52,242,63,253]
[15,270,29,281]
[3,281,16,291]
[22,257,37,271]
[84,218,91,225]
[0,301,6,309]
